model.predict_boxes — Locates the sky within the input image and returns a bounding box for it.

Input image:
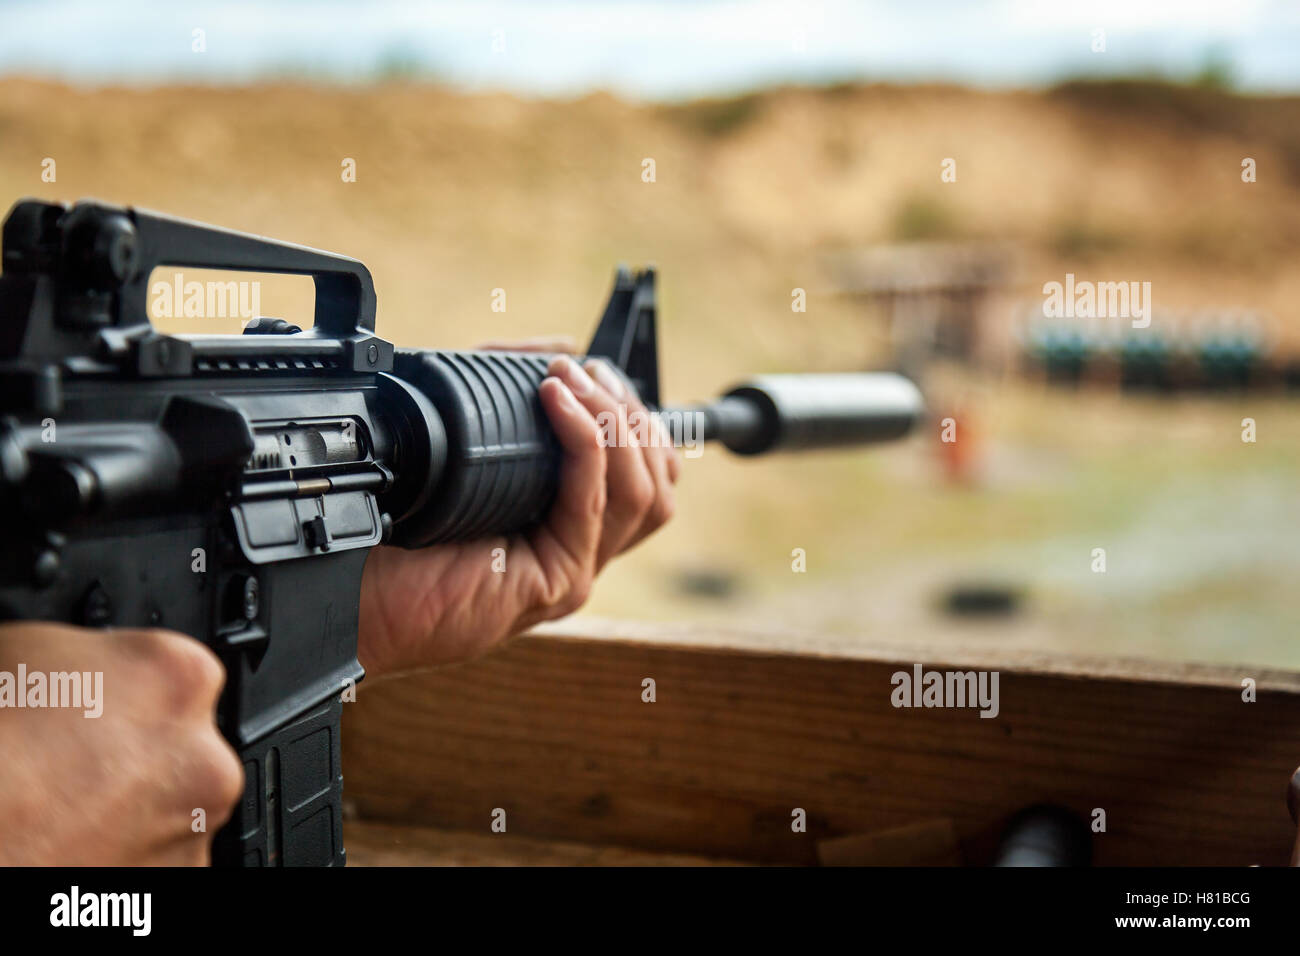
[1,0,1298,99]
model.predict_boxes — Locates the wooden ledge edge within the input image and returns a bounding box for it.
[524,615,1300,693]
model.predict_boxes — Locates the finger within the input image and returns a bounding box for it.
[584,357,679,486]
[582,359,681,485]
[649,405,682,483]
[586,360,676,552]
[475,336,578,354]
[630,420,678,549]
[548,356,656,567]
[525,377,605,610]
[663,425,682,483]
[149,835,217,866]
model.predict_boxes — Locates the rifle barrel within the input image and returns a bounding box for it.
[665,372,925,456]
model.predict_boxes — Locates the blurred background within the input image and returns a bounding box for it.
[2,0,1298,667]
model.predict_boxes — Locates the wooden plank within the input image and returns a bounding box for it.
[344,820,747,866]
[342,617,1300,865]
[816,818,962,866]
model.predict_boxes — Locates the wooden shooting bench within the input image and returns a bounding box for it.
[341,618,1300,866]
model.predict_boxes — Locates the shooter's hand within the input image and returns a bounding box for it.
[357,345,679,678]
[0,622,243,865]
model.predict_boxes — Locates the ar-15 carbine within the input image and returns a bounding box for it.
[0,199,923,866]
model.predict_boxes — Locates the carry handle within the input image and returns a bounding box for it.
[65,201,377,336]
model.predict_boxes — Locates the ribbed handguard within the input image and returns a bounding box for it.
[388,349,563,547]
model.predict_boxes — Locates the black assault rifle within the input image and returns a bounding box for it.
[0,199,923,865]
